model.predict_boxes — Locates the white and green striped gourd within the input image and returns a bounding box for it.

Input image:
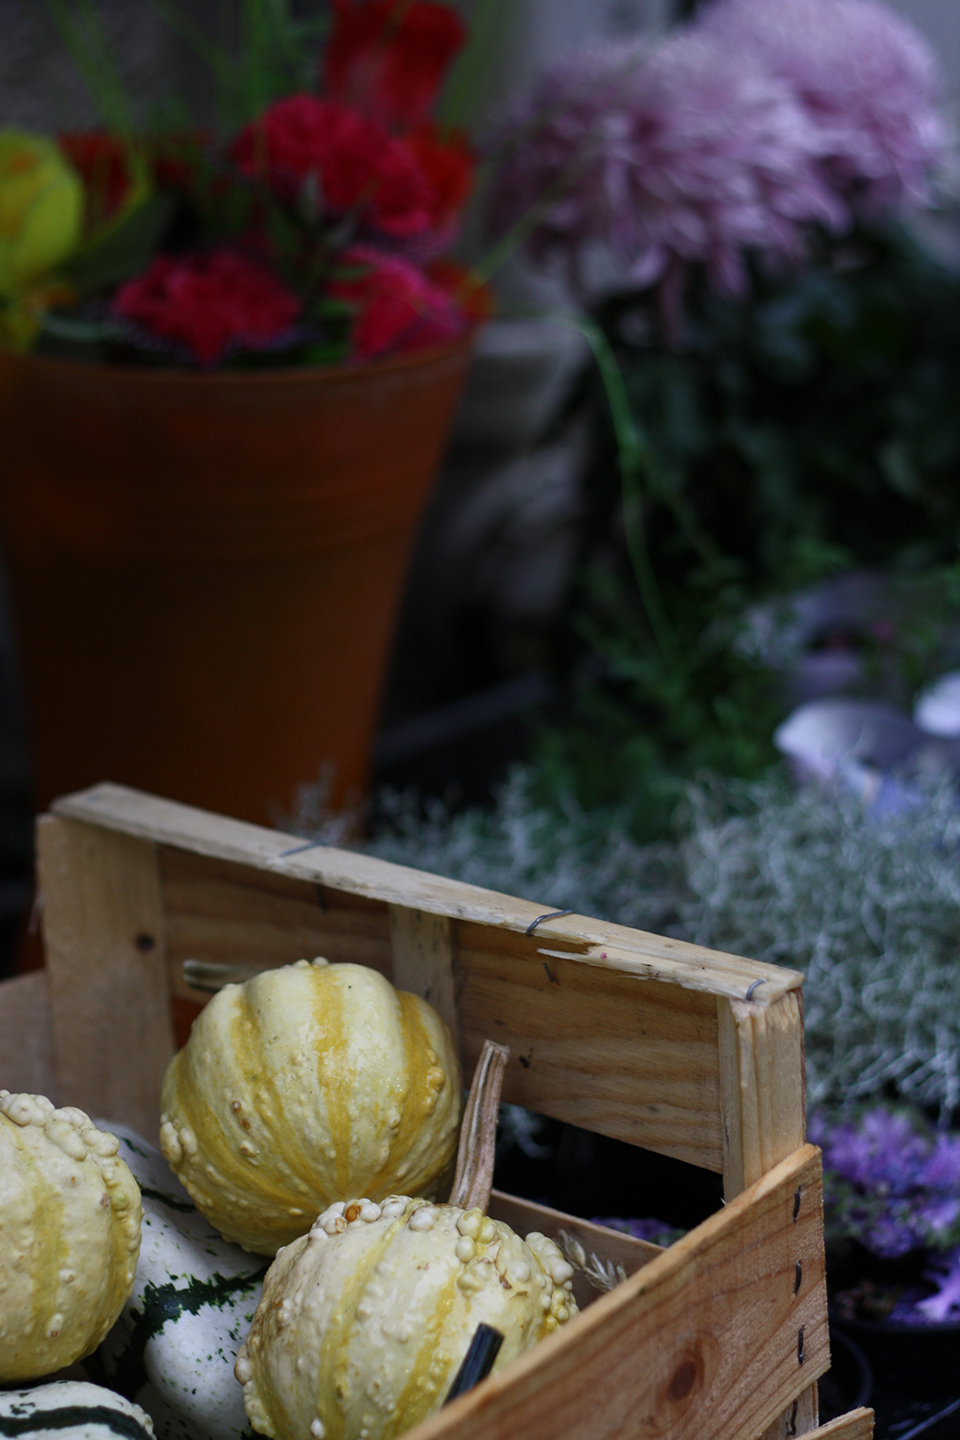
[0,1381,154,1440]
[94,1126,267,1440]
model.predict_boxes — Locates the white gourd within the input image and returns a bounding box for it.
[0,1381,155,1440]
[94,1125,267,1440]
[159,960,462,1255]
[0,1093,142,1383]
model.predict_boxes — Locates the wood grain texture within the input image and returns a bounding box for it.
[719,991,806,1200]
[160,848,390,1001]
[389,905,459,1048]
[36,814,175,1136]
[53,784,802,1002]
[459,929,724,1170]
[757,1382,819,1440]
[800,1411,873,1440]
[488,1189,663,1311]
[407,1145,828,1440]
[0,970,58,1101]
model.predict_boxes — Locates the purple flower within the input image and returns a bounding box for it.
[488,27,844,298]
[816,1106,960,1260]
[698,0,948,215]
[916,1247,960,1323]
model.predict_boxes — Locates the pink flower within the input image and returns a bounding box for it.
[324,0,467,131]
[112,251,300,365]
[698,0,948,215]
[231,95,435,238]
[489,30,844,296]
[331,244,465,360]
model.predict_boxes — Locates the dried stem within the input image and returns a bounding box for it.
[448,1040,510,1212]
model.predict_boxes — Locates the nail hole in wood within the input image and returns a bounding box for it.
[314,884,328,911]
[135,932,156,952]
[794,1261,802,1294]
[518,1052,532,1069]
[797,1327,804,1365]
[793,1187,801,1221]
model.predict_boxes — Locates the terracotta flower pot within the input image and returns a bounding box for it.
[0,335,473,826]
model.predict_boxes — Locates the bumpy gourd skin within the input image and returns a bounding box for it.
[159,960,462,1255]
[236,1195,578,1440]
[0,1091,142,1382]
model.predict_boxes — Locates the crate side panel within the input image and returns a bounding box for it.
[407,1145,828,1440]
[160,849,391,1003]
[457,926,723,1171]
[0,970,58,1101]
[37,815,174,1136]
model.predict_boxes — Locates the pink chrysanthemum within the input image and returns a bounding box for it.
[489,28,844,296]
[698,0,948,215]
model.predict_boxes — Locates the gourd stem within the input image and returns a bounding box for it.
[448,1040,510,1212]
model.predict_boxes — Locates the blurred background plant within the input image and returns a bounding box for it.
[475,0,960,838]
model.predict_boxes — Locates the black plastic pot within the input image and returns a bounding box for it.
[819,1328,873,1423]
[830,1311,960,1397]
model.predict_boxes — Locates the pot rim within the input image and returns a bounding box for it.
[829,1304,960,1337]
[1,327,478,389]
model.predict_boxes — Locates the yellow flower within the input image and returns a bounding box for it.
[0,130,83,297]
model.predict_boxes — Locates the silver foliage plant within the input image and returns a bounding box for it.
[301,769,960,1117]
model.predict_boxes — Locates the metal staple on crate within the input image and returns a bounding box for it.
[525,908,575,936]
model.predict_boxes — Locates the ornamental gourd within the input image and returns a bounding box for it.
[0,1381,155,1440]
[0,1092,142,1383]
[235,1043,579,1440]
[159,959,462,1255]
[95,1124,268,1440]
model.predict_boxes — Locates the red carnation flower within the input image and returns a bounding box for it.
[404,124,474,236]
[58,132,133,226]
[112,250,300,365]
[331,244,465,360]
[231,95,435,238]
[324,0,467,130]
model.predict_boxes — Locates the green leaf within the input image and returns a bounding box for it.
[60,191,178,297]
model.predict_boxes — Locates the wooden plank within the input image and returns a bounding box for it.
[0,970,58,1101]
[389,905,459,1047]
[53,784,802,1003]
[758,1383,819,1440]
[405,1144,828,1440]
[488,1189,662,1311]
[800,1411,873,1440]
[160,848,390,1001]
[36,814,175,1137]
[719,991,806,1200]
[459,929,724,1170]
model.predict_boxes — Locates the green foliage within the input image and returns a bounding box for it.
[47,0,328,141]
[535,222,960,821]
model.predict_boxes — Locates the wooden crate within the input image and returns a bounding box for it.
[0,783,873,1440]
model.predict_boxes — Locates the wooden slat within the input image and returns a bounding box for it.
[389,905,459,1048]
[801,1411,873,1440]
[36,815,175,1137]
[488,1189,662,1311]
[460,929,724,1170]
[406,1145,828,1440]
[0,970,58,1101]
[53,784,802,1003]
[719,991,806,1199]
[758,1382,819,1440]
[160,848,390,1001]
[719,990,810,1435]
